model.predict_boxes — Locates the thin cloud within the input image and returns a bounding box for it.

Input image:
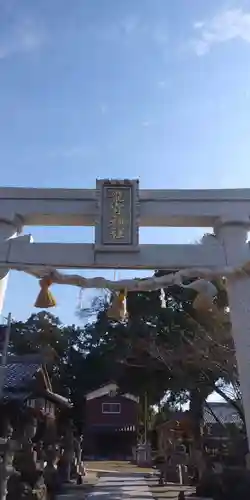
[121,16,140,37]
[157,80,167,88]
[49,146,96,160]
[100,103,109,115]
[0,18,45,59]
[152,25,168,45]
[191,8,250,56]
[88,16,167,49]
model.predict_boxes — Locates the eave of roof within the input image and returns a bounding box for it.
[1,391,32,403]
[85,383,139,403]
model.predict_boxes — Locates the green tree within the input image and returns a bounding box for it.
[80,272,242,451]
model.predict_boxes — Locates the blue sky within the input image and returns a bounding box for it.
[1,0,250,325]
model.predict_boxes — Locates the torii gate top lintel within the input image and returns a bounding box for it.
[0,180,250,229]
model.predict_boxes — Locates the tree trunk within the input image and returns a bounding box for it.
[189,388,207,479]
[189,388,204,450]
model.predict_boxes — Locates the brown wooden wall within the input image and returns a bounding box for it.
[86,395,138,428]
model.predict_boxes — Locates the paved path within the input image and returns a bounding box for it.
[57,474,198,500]
[88,474,153,500]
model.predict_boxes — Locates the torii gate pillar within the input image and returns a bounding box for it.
[0,219,20,314]
[215,217,250,454]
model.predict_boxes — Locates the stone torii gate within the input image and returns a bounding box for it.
[1,179,250,453]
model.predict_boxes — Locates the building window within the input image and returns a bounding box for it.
[102,402,121,414]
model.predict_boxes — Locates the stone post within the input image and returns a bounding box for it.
[215,217,250,455]
[0,422,16,500]
[58,425,74,483]
[0,437,16,500]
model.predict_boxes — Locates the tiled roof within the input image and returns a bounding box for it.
[204,403,243,426]
[0,355,70,407]
[0,355,43,392]
[4,363,40,390]
[156,404,243,431]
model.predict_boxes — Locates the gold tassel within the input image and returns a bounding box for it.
[34,276,57,309]
[193,292,226,324]
[192,293,213,312]
[107,289,127,320]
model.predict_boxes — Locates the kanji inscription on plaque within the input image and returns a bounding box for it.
[95,179,139,252]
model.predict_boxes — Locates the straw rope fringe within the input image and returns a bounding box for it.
[31,260,250,310]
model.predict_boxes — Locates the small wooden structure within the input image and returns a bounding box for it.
[0,354,70,420]
[156,411,192,458]
[156,404,244,458]
[84,382,139,459]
